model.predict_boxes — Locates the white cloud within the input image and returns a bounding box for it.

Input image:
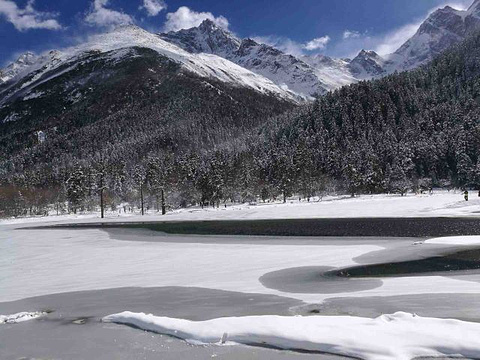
[85,0,133,28]
[140,0,167,17]
[303,36,330,51]
[374,23,420,55]
[163,6,229,32]
[252,35,330,56]
[251,35,305,56]
[0,0,62,31]
[443,0,474,10]
[343,30,361,39]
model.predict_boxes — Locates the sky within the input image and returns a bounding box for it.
[0,0,475,66]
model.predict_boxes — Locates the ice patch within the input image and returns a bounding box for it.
[0,311,46,324]
[103,311,480,360]
[426,236,480,246]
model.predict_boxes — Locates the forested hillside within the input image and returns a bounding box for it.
[3,30,480,217]
[227,30,480,200]
[0,47,294,216]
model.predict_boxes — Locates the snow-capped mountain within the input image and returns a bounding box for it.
[159,0,480,97]
[0,25,300,105]
[158,19,241,58]
[161,20,326,96]
[2,0,480,102]
[348,50,386,79]
[0,52,37,84]
[160,20,372,97]
[0,25,297,163]
[386,0,480,71]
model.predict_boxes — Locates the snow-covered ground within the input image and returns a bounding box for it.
[168,191,480,220]
[103,311,480,360]
[1,191,479,226]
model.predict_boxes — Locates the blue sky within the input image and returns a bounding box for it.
[0,0,474,65]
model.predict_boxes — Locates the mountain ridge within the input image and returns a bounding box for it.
[158,0,480,96]
[2,0,480,102]
[0,25,300,105]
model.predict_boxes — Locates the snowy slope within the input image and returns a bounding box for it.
[300,54,357,88]
[0,25,300,103]
[231,39,331,97]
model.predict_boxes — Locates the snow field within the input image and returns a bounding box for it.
[2,191,478,226]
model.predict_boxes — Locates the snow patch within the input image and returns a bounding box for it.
[426,235,480,246]
[0,311,46,324]
[23,91,44,101]
[103,311,480,360]
[2,112,19,123]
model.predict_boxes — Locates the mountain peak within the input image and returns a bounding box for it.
[357,49,380,57]
[348,50,385,79]
[198,19,218,31]
[15,52,37,64]
[159,20,241,57]
[0,51,38,84]
[388,0,480,71]
[110,24,145,35]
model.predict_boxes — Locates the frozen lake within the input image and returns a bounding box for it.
[2,212,480,359]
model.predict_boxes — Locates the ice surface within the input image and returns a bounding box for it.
[2,192,480,304]
[0,224,379,303]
